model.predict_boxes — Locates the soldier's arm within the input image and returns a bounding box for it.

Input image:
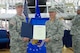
[9,18,16,31]
[45,21,53,42]
[16,17,29,41]
[70,18,77,36]
[9,18,22,40]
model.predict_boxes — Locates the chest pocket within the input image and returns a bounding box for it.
[50,22,57,29]
[14,17,23,32]
[49,23,58,33]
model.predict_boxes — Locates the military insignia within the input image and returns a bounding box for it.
[30,40,45,47]
[32,40,38,44]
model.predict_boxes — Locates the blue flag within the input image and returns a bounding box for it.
[23,0,29,23]
[27,0,46,53]
[35,0,41,18]
[27,40,46,53]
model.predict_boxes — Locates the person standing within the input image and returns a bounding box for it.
[9,2,29,53]
[45,7,64,53]
[70,6,80,53]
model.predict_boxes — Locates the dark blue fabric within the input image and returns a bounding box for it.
[0,30,7,38]
[30,18,49,25]
[63,30,72,47]
[0,38,10,43]
[0,30,10,43]
[35,0,41,18]
[0,30,10,49]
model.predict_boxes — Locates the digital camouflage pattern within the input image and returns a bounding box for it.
[46,18,64,53]
[9,14,28,53]
[70,15,80,53]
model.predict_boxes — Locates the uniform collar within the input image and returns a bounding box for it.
[49,18,56,22]
[16,14,24,20]
[16,14,23,17]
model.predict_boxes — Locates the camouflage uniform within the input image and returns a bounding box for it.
[9,14,28,53]
[46,18,64,53]
[70,15,80,53]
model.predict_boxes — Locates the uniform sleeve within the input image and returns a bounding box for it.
[9,30,23,40]
[46,21,53,38]
[9,17,23,41]
[70,18,77,36]
[9,18,16,31]
[46,21,58,41]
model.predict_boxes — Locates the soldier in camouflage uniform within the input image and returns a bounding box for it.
[9,3,29,53]
[70,6,80,53]
[45,7,64,53]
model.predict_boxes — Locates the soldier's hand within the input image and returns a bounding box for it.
[22,37,29,42]
[44,38,50,42]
